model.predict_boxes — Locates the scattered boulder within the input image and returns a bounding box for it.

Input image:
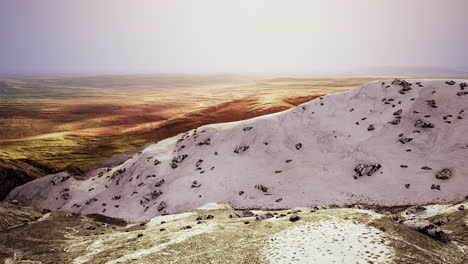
[197,138,211,146]
[367,124,375,131]
[415,119,434,128]
[354,163,382,177]
[154,179,165,187]
[157,201,167,212]
[243,127,253,131]
[426,100,437,108]
[389,118,401,125]
[421,166,432,170]
[229,210,254,218]
[180,226,192,230]
[255,213,274,221]
[435,168,452,180]
[196,215,214,221]
[234,145,249,153]
[460,82,467,90]
[171,154,188,169]
[295,143,302,150]
[82,224,96,230]
[446,80,456,85]
[289,214,301,222]
[401,220,449,242]
[255,184,268,192]
[399,137,413,144]
[51,174,71,186]
[433,217,448,226]
[458,205,465,211]
[191,181,201,188]
[431,184,440,190]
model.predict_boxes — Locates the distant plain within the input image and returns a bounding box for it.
[1,75,380,169]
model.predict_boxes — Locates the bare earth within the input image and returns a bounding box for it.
[0,75,375,169]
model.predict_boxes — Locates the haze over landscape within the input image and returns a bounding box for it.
[0,1,467,264]
[1,0,468,75]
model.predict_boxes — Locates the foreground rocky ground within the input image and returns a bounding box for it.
[0,199,466,264]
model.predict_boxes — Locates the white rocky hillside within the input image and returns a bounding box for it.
[7,79,468,222]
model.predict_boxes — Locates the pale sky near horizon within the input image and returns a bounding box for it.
[0,0,467,75]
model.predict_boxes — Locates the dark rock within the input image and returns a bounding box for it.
[157,201,167,212]
[234,145,249,153]
[82,224,96,230]
[243,127,253,131]
[400,165,408,168]
[431,184,440,190]
[405,184,411,189]
[421,166,432,170]
[446,80,456,85]
[289,214,301,222]
[191,181,201,188]
[295,143,302,150]
[256,213,274,221]
[399,137,413,144]
[414,119,434,128]
[180,226,192,230]
[458,205,465,210]
[425,100,437,108]
[255,184,268,192]
[51,174,71,186]
[354,163,382,177]
[239,191,244,195]
[275,198,283,202]
[196,138,211,146]
[196,215,214,221]
[367,124,375,131]
[154,179,165,187]
[393,109,402,116]
[229,210,254,218]
[401,220,449,242]
[389,118,401,125]
[433,217,448,226]
[435,168,451,180]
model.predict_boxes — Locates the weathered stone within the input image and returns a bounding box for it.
[435,168,452,180]
[401,220,449,242]
[234,145,249,153]
[399,137,413,144]
[157,201,167,212]
[415,119,434,128]
[289,214,301,222]
[433,216,448,226]
[354,163,382,177]
[196,215,214,221]
[426,100,437,108]
[82,224,96,230]
[255,184,268,192]
[255,213,274,221]
[229,210,254,218]
[51,174,71,186]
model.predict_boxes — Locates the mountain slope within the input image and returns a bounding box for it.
[0,159,58,201]
[7,80,468,221]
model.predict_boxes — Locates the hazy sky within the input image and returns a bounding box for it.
[1,0,467,75]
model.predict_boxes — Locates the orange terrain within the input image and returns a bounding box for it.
[0,75,376,169]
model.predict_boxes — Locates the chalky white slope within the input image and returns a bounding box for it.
[7,80,468,221]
